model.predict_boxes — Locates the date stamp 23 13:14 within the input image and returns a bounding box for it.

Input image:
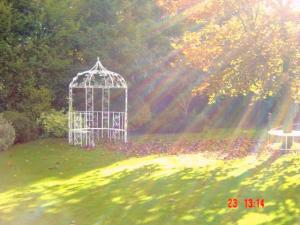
[228,198,264,208]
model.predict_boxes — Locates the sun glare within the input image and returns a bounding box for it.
[291,0,300,11]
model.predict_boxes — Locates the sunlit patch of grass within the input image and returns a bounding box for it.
[0,138,299,225]
[237,213,272,225]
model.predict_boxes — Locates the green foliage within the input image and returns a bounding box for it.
[0,0,178,112]
[21,87,53,119]
[0,0,77,112]
[3,111,39,143]
[129,100,152,131]
[38,110,68,138]
[0,114,15,151]
[0,0,197,134]
[0,0,279,134]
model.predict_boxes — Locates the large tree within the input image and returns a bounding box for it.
[156,0,300,106]
[0,0,79,115]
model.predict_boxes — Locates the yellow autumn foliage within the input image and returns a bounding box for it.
[157,0,300,102]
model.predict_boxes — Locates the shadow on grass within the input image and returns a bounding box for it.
[0,138,127,192]
[1,148,300,225]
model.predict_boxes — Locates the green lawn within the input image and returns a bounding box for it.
[0,138,300,225]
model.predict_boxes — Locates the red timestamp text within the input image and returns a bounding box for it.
[228,198,264,208]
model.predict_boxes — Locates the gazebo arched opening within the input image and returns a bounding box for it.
[68,57,128,147]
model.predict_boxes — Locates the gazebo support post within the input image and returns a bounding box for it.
[125,88,128,143]
[68,87,73,144]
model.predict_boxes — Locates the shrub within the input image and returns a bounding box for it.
[38,110,68,138]
[20,87,53,120]
[0,114,15,151]
[3,111,39,143]
[129,102,152,131]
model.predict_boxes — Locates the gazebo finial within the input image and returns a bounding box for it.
[94,57,105,71]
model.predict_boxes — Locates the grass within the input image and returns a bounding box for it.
[0,137,300,225]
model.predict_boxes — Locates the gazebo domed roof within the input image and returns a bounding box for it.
[70,58,127,88]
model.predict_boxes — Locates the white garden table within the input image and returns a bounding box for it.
[268,129,300,150]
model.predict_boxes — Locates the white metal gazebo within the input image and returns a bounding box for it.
[68,57,128,147]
